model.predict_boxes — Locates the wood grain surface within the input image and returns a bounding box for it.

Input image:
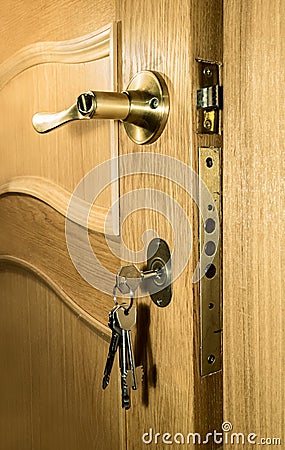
[223,0,284,447]
[0,176,111,233]
[0,23,114,90]
[0,195,120,326]
[117,0,223,448]
[0,0,226,449]
[0,20,119,235]
[0,264,124,450]
[0,0,115,63]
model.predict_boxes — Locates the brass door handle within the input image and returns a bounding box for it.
[32,71,169,145]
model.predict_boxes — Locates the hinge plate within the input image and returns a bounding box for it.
[199,147,222,376]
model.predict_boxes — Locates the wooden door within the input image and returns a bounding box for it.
[223,1,284,448]
[0,1,223,449]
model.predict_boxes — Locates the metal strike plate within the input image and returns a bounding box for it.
[196,60,222,134]
[146,238,172,307]
[199,147,222,376]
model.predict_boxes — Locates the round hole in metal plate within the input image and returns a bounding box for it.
[205,263,216,279]
[206,157,214,168]
[204,218,216,233]
[204,241,216,256]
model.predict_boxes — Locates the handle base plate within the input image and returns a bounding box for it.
[123,71,170,145]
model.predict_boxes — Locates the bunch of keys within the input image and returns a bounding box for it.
[102,257,169,408]
[102,274,138,410]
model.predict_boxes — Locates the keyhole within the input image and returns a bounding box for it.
[77,92,94,115]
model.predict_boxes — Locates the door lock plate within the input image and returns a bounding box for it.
[196,60,222,134]
[146,238,172,307]
[199,147,222,376]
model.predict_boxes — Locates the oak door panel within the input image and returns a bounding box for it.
[0,1,224,449]
[0,264,124,450]
[224,0,284,446]
[117,0,223,447]
[0,21,119,235]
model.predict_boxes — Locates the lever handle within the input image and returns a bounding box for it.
[32,71,169,144]
[32,103,81,133]
[32,91,130,133]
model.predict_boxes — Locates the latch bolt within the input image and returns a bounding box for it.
[196,61,222,134]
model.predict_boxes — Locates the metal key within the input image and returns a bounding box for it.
[119,329,131,409]
[102,305,121,390]
[117,304,137,399]
[116,264,162,298]
[116,265,142,295]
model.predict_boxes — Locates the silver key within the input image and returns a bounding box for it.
[102,297,138,409]
[116,264,160,296]
[119,328,130,409]
[102,305,121,390]
[116,265,142,295]
[117,304,137,392]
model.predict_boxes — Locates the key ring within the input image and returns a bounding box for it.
[113,278,134,314]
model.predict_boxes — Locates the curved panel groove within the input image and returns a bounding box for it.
[0,254,110,341]
[0,194,120,322]
[0,176,112,234]
[0,22,114,90]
